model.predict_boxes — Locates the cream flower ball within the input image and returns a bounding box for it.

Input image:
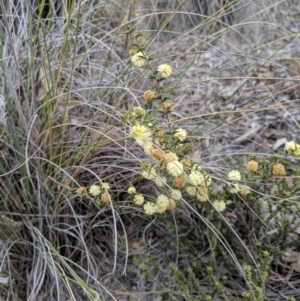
[144,202,157,215]
[127,186,136,194]
[186,186,197,196]
[213,200,226,212]
[170,189,182,201]
[89,184,101,197]
[131,52,146,67]
[157,64,172,78]
[228,170,241,181]
[142,166,157,180]
[133,194,145,205]
[156,194,169,213]
[167,161,183,177]
[174,128,187,142]
[284,141,300,156]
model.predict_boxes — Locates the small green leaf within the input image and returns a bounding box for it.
[134,33,143,39]
[124,26,136,34]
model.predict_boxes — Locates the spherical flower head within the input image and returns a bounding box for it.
[170,189,182,201]
[174,128,187,142]
[133,106,146,117]
[131,51,146,67]
[142,165,157,180]
[131,123,153,148]
[143,90,155,102]
[152,149,165,161]
[102,182,110,190]
[101,192,110,203]
[129,49,136,56]
[144,202,157,215]
[154,138,161,147]
[284,141,300,156]
[167,199,176,210]
[76,187,86,196]
[228,170,241,181]
[156,130,164,137]
[162,101,173,112]
[213,200,226,212]
[196,186,208,202]
[188,170,205,186]
[154,176,167,187]
[156,194,169,213]
[272,163,285,176]
[181,158,192,167]
[130,123,152,140]
[167,161,183,177]
[157,64,172,78]
[164,151,178,163]
[228,183,241,194]
[173,177,186,188]
[247,160,258,172]
[143,141,154,156]
[89,184,101,197]
[186,185,197,196]
[133,194,145,205]
[136,136,152,148]
[239,185,250,196]
[127,186,136,194]
[284,141,297,153]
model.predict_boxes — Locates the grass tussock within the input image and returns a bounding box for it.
[0,0,300,300]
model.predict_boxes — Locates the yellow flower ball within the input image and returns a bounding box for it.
[156,130,164,137]
[152,149,165,161]
[174,128,187,142]
[284,141,300,156]
[75,187,86,196]
[142,165,157,180]
[130,123,151,139]
[164,151,178,162]
[181,158,192,167]
[144,202,157,215]
[133,106,146,117]
[162,101,173,112]
[247,160,258,172]
[196,186,209,202]
[173,177,186,188]
[189,170,205,186]
[133,194,145,205]
[186,186,197,196]
[228,183,241,193]
[239,185,251,196]
[127,186,136,194]
[157,64,172,78]
[102,182,110,190]
[131,51,146,67]
[167,161,184,177]
[101,192,110,203]
[154,176,167,187]
[170,189,182,201]
[128,49,136,56]
[213,200,226,212]
[89,184,101,197]
[228,170,241,181]
[167,199,176,210]
[156,194,169,213]
[143,90,155,102]
[143,141,154,156]
[272,163,285,176]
